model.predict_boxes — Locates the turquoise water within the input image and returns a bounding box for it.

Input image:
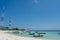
[10,30,60,39]
[41,32,60,38]
[31,30,60,38]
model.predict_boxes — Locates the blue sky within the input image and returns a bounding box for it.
[0,0,60,30]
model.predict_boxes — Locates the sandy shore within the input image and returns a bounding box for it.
[0,31,59,40]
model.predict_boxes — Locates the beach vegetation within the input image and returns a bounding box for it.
[11,27,19,30]
[20,29,26,31]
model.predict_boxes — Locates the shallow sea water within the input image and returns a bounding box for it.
[9,30,60,40]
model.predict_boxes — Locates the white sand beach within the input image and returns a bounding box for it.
[0,31,59,40]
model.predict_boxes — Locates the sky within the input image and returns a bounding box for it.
[0,0,60,30]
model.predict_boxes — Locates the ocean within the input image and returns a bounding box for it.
[10,30,60,39]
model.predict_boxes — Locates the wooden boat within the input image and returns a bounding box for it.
[33,33,44,37]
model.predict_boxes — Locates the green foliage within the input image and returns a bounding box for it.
[0,26,26,31]
[0,27,9,30]
[20,29,26,31]
[11,28,19,30]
